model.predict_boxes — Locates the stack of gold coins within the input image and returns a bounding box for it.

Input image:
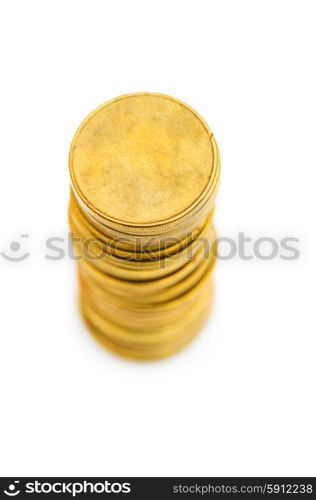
[68,93,220,360]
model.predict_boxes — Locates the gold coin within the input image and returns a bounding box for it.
[78,249,214,303]
[80,289,213,360]
[69,189,215,256]
[79,277,214,330]
[69,92,219,234]
[69,206,216,281]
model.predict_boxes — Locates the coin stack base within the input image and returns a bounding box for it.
[68,93,220,360]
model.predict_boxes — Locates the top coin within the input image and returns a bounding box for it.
[69,93,217,227]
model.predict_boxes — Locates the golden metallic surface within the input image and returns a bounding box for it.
[80,289,213,360]
[68,92,220,360]
[69,202,217,281]
[77,241,214,296]
[70,93,217,229]
[79,281,213,330]
[78,252,215,303]
[68,189,216,255]
[82,312,210,361]
[79,267,214,331]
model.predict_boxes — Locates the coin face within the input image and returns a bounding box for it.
[69,93,215,226]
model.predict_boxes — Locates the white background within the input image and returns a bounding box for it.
[0,0,315,477]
